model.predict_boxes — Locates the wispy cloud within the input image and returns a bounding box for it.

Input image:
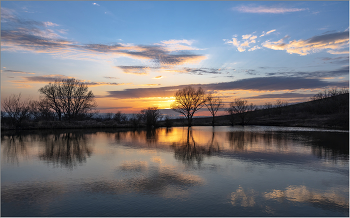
[321,56,349,65]
[117,66,229,76]
[327,50,349,55]
[266,66,349,78]
[43,22,59,27]
[117,66,152,75]
[137,84,161,87]
[1,69,35,74]
[156,39,200,52]
[92,3,100,6]
[233,6,308,14]
[262,31,349,55]
[260,29,276,37]
[152,76,163,79]
[11,74,131,87]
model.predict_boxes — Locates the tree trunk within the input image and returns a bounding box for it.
[187,116,192,127]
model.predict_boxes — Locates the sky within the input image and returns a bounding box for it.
[1,1,349,116]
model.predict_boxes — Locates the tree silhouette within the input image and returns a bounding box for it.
[205,93,223,126]
[171,86,206,127]
[39,79,97,121]
[141,107,162,128]
[227,98,256,125]
[1,94,31,128]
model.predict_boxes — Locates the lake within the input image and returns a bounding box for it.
[1,126,349,217]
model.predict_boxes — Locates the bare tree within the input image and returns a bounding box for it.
[39,79,97,121]
[226,107,235,126]
[129,113,143,128]
[205,93,223,126]
[114,111,128,124]
[275,100,288,115]
[264,102,273,117]
[141,107,162,128]
[2,94,31,128]
[171,86,206,127]
[228,98,256,125]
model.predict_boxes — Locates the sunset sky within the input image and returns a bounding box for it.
[1,1,349,116]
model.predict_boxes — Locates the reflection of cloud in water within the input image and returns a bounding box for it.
[151,156,163,163]
[83,166,203,198]
[230,185,348,212]
[231,186,257,207]
[120,161,148,172]
[264,185,349,210]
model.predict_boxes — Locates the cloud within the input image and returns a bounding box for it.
[1,69,35,74]
[117,66,152,75]
[21,74,73,83]
[179,67,224,75]
[1,10,206,66]
[137,84,161,87]
[266,66,349,78]
[84,82,131,87]
[106,76,348,99]
[327,50,349,55]
[117,66,229,76]
[260,29,276,37]
[262,31,349,56]
[232,6,308,14]
[43,22,59,27]
[12,75,131,87]
[92,3,100,6]
[248,45,261,51]
[104,76,119,79]
[156,39,199,52]
[321,56,349,65]
[152,76,163,79]
[224,34,259,52]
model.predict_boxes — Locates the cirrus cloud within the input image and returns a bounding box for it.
[232,6,308,14]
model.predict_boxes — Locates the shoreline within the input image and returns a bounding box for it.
[1,121,348,132]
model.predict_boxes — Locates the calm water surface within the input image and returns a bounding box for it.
[1,126,349,216]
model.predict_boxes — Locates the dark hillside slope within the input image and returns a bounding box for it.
[189,93,349,130]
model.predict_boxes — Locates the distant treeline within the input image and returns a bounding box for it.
[1,78,349,130]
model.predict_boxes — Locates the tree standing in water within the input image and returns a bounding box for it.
[171,86,206,127]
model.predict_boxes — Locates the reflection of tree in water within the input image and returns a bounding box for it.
[172,128,220,165]
[302,132,349,161]
[226,131,258,151]
[146,129,158,146]
[1,132,29,165]
[226,130,348,161]
[39,132,92,169]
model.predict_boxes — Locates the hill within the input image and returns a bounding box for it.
[168,93,349,130]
